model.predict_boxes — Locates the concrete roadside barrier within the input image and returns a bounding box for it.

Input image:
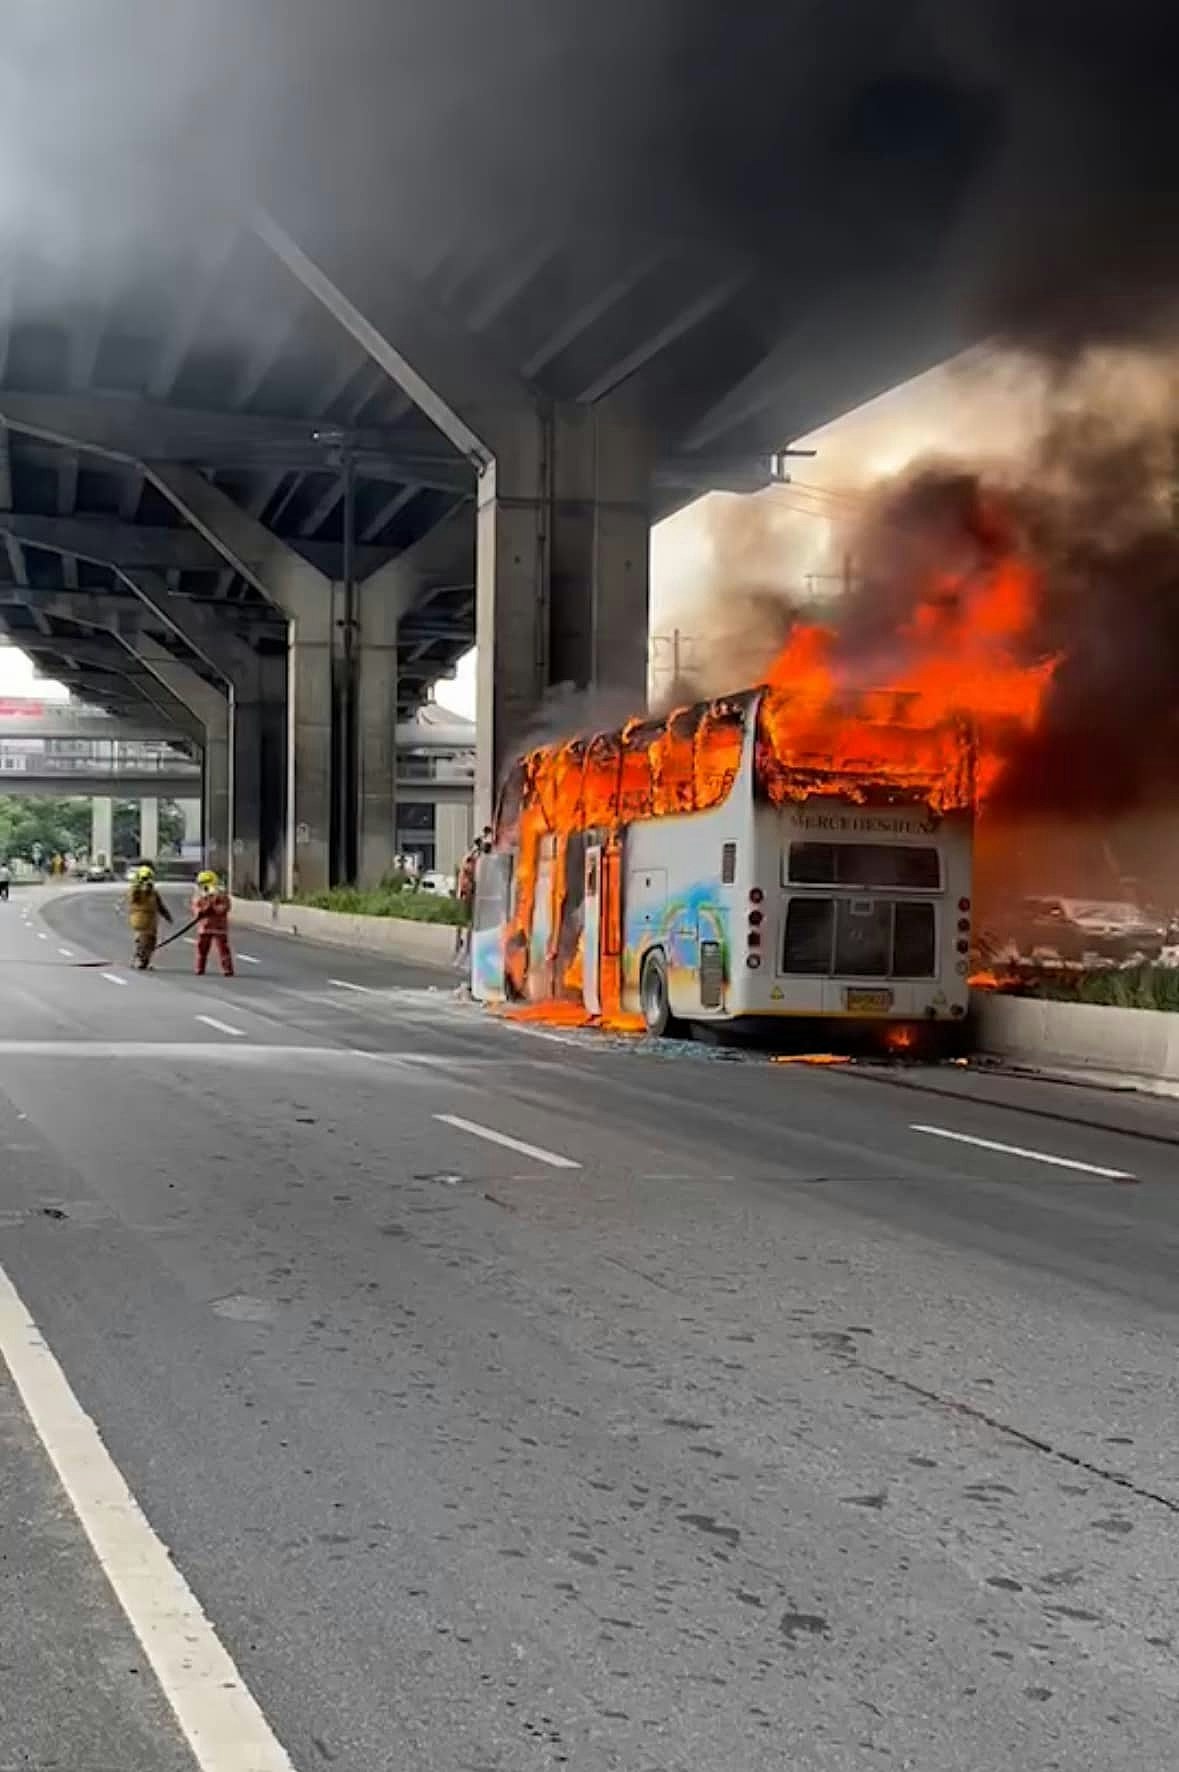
[973,990,1179,1092]
[232,899,459,969]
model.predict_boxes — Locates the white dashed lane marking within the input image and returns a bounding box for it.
[237,954,260,965]
[329,978,374,994]
[194,1015,247,1039]
[57,947,74,959]
[434,1112,581,1170]
[101,973,127,988]
[910,1123,1134,1180]
[0,1260,296,1771]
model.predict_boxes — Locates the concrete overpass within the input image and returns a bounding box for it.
[0,3,1015,894]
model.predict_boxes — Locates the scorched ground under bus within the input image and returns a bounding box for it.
[472,686,975,1045]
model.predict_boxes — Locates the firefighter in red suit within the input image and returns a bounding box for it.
[192,870,234,976]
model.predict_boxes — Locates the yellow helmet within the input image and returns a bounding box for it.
[136,864,154,882]
[197,870,217,888]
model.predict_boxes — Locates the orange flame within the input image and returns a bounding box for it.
[491,516,1055,1026]
[758,555,1056,812]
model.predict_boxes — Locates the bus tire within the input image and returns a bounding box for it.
[640,951,679,1038]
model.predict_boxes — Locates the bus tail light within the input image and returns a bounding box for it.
[957,916,970,933]
[958,897,971,913]
[749,887,764,905]
[746,953,761,970]
[747,930,761,949]
[748,909,763,927]
[956,938,969,954]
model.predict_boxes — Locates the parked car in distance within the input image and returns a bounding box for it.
[991,894,1167,965]
[417,870,456,895]
[85,861,114,883]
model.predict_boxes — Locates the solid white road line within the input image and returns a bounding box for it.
[911,1123,1134,1180]
[0,1260,295,1772]
[195,1015,247,1039]
[434,1112,581,1170]
[101,972,127,987]
[329,977,374,993]
[57,947,74,958]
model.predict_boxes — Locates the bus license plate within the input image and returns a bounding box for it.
[845,988,893,1013]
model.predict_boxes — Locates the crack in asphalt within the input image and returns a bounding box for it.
[858,1358,1179,1515]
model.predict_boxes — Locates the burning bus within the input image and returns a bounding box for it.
[472,680,976,1043]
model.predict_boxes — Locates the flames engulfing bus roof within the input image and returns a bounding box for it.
[497,685,977,846]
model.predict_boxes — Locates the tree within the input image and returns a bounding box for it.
[0,797,92,860]
[0,796,187,862]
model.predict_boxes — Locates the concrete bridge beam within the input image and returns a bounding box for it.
[120,632,230,881]
[27,597,231,883]
[256,220,652,822]
[475,394,651,820]
[143,465,341,896]
[120,570,277,897]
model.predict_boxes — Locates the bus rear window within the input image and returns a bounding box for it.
[786,842,940,889]
[783,898,936,978]
[783,899,833,973]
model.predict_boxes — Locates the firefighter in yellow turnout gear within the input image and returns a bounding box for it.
[127,865,172,969]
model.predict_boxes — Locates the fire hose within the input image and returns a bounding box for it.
[70,911,201,968]
[154,915,201,952]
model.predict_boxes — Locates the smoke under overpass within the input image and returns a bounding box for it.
[0,2,1161,894]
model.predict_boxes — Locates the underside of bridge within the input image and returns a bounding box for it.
[0,1,1006,891]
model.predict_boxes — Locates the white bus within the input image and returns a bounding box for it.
[473,687,974,1043]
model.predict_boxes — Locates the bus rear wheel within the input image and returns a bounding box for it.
[640,951,680,1038]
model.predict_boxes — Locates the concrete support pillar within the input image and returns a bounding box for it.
[181,799,201,846]
[247,227,654,837]
[124,633,231,881]
[475,396,652,822]
[143,468,335,897]
[204,724,231,881]
[434,800,472,880]
[120,570,284,898]
[228,695,262,897]
[355,576,398,887]
[140,797,159,861]
[286,594,332,896]
[91,797,113,866]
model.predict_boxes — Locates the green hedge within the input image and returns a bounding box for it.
[293,885,468,926]
[1035,965,1179,1012]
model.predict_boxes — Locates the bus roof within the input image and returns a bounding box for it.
[499,684,975,835]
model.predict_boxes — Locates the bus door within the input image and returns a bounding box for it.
[599,840,624,1019]
[471,849,513,1003]
[583,844,603,1015]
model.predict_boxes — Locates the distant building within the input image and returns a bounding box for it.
[396,703,475,879]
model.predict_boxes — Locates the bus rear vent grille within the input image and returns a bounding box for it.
[721,842,736,884]
[700,940,724,1008]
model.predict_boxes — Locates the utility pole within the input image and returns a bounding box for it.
[804,553,860,599]
[649,628,701,697]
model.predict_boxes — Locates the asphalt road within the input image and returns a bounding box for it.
[2,885,1178,1771]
